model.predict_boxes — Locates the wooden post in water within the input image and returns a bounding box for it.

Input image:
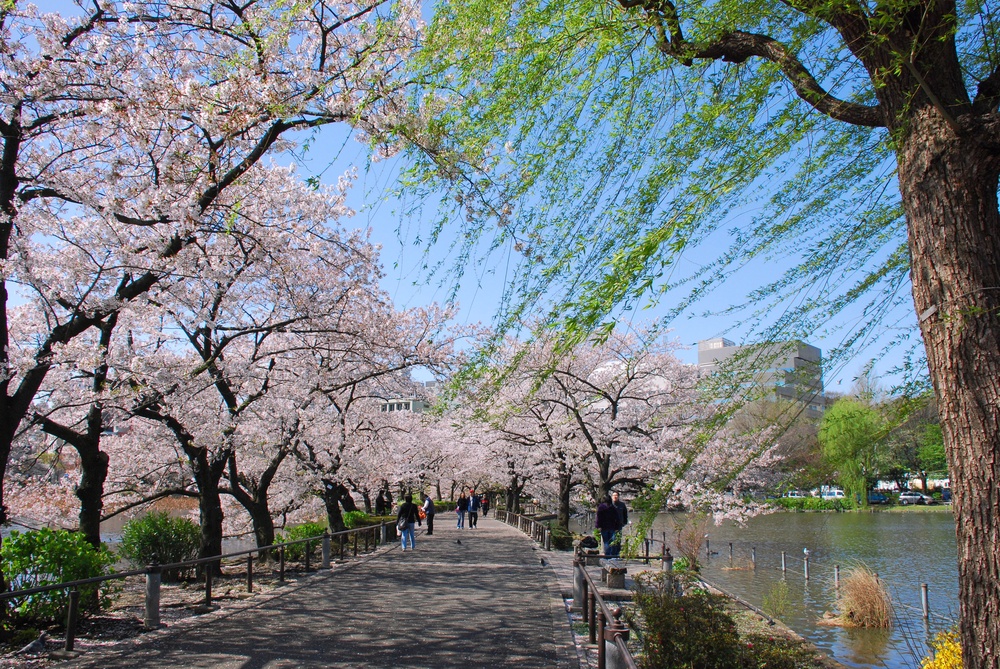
[803,549,810,580]
[834,565,840,587]
[921,584,930,619]
[781,551,786,572]
[751,547,756,568]
[729,542,733,561]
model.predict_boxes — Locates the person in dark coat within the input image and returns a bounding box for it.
[595,494,622,556]
[456,492,469,528]
[468,489,481,528]
[397,493,421,551]
[422,494,436,536]
[611,492,628,557]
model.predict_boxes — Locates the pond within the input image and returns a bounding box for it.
[576,508,958,669]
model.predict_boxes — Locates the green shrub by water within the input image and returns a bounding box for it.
[632,571,742,668]
[119,512,200,580]
[1,528,116,624]
[342,511,369,529]
[773,496,854,511]
[632,572,825,669]
[277,521,326,561]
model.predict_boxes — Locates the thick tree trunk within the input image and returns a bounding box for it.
[250,504,275,550]
[322,479,347,532]
[558,472,573,532]
[190,451,227,574]
[898,110,1000,669]
[76,445,110,547]
[338,485,359,513]
[361,490,372,514]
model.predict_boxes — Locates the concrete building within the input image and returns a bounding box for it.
[378,380,438,414]
[697,338,825,419]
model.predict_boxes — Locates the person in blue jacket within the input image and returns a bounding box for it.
[468,489,482,528]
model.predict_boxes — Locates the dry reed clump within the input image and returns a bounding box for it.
[837,564,893,628]
[721,557,755,571]
[673,513,711,569]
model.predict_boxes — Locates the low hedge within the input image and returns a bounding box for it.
[773,497,855,511]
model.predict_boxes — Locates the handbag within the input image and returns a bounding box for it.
[397,517,408,531]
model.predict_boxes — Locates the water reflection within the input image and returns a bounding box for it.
[574,509,958,669]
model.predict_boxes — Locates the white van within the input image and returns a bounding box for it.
[820,488,845,500]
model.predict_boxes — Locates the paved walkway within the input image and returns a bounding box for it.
[62,517,579,669]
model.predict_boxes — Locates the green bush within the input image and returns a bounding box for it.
[119,512,200,580]
[738,634,819,669]
[773,496,853,511]
[276,521,326,561]
[633,571,743,669]
[342,511,369,529]
[1,528,116,624]
[548,524,574,550]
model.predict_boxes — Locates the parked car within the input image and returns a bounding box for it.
[898,490,935,505]
[820,488,845,500]
[782,490,808,498]
[867,492,889,505]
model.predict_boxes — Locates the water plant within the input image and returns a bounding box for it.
[762,581,791,619]
[837,564,893,628]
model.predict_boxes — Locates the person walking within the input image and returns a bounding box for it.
[456,491,469,528]
[422,494,436,536]
[468,489,481,528]
[595,494,622,557]
[611,492,628,557]
[397,493,421,551]
[481,495,490,517]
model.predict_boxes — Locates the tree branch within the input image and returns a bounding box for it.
[621,0,883,127]
[973,63,1000,115]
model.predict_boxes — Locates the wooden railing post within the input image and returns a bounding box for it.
[322,531,331,569]
[304,540,311,572]
[64,587,80,652]
[279,546,286,583]
[144,566,162,628]
[204,564,213,608]
[247,553,254,593]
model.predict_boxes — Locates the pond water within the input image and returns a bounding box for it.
[576,508,958,669]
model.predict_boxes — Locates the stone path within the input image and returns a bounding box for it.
[61,516,579,669]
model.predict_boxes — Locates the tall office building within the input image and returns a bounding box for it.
[697,338,825,419]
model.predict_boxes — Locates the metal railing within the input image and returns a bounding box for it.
[0,522,388,653]
[574,558,640,669]
[495,510,552,550]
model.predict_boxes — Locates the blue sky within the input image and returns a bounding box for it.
[293,124,921,393]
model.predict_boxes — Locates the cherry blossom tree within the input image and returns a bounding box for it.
[0,0,422,554]
[290,305,457,530]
